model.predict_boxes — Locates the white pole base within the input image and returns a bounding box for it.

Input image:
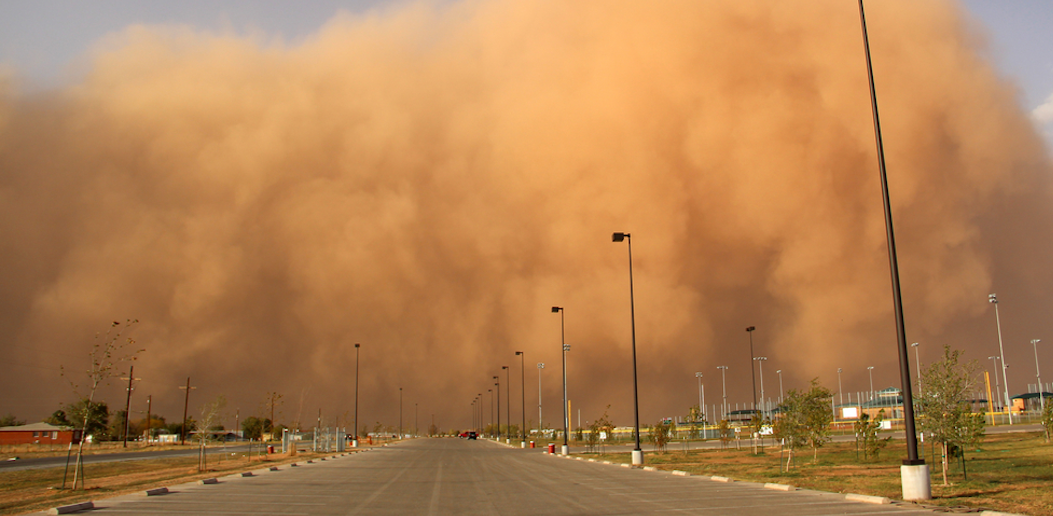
[901,464,931,501]
[351,440,359,448]
[631,449,644,465]
[520,441,526,448]
[561,445,569,456]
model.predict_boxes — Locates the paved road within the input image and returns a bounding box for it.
[48,438,941,515]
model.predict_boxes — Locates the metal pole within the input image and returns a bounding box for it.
[989,356,1002,412]
[695,372,703,418]
[180,377,193,446]
[354,343,360,443]
[857,0,922,466]
[553,306,569,452]
[503,366,510,442]
[399,387,402,439]
[516,352,526,443]
[868,366,875,400]
[537,363,544,435]
[746,327,757,414]
[1033,339,1044,412]
[837,368,843,407]
[612,233,642,462]
[145,395,152,445]
[912,342,921,391]
[755,357,766,414]
[776,370,783,404]
[718,366,728,419]
[495,376,501,440]
[990,295,1013,423]
[121,365,134,448]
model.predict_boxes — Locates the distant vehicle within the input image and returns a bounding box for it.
[458,432,469,438]
[467,431,477,440]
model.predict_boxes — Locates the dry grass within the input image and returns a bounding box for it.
[582,432,1053,516]
[0,449,330,515]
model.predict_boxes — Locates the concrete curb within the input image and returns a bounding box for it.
[844,493,890,504]
[980,512,1027,516]
[671,470,689,476]
[642,466,657,472]
[199,478,219,485]
[764,483,795,491]
[710,476,733,482]
[46,501,94,514]
[143,487,169,496]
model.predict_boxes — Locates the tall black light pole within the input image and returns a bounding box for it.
[746,326,758,414]
[494,376,501,440]
[612,232,643,465]
[515,351,526,445]
[857,0,927,500]
[488,389,494,436]
[552,306,570,455]
[354,343,360,446]
[502,365,511,443]
[399,387,403,439]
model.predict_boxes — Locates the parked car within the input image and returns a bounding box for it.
[467,431,477,440]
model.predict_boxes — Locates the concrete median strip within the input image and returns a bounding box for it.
[47,501,94,514]
[844,493,890,504]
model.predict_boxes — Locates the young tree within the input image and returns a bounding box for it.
[718,419,732,449]
[1043,400,1053,443]
[801,380,835,462]
[195,396,227,472]
[61,319,141,490]
[647,420,672,453]
[773,388,808,469]
[855,410,890,461]
[917,345,986,486]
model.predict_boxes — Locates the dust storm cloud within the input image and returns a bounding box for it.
[2,0,1052,429]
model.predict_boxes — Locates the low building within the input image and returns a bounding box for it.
[0,422,80,445]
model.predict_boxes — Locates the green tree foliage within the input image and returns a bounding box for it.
[242,417,271,440]
[718,419,732,449]
[854,410,890,461]
[773,379,834,466]
[51,399,109,437]
[0,414,26,427]
[647,420,672,453]
[917,345,986,485]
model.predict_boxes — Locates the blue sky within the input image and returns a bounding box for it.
[1,1,1051,136]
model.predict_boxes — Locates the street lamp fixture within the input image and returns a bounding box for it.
[552,306,570,455]
[613,232,643,465]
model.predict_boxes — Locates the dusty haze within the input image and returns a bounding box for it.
[2,0,1052,432]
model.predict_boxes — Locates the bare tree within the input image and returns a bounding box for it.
[62,319,141,490]
[195,396,227,472]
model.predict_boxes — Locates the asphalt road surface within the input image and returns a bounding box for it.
[47,438,943,515]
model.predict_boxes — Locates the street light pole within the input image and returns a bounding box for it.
[754,357,767,413]
[494,376,501,440]
[503,366,510,443]
[612,232,643,465]
[867,366,875,401]
[488,389,493,435]
[1032,339,1044,413]
[717,366,729,420]
[552,306,570,455]
[516,352,526,445]
[856,0,926,499]
[989,294,1013,423]
[837,368,844,407]
[353,344,361,446]
[746,327,758,414]
[911,342,921,391]
[776,369,783,404]
[537,362,545,436]
[695,372,704,421]
[399,387,402,439]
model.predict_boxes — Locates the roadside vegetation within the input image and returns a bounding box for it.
[0,448,334,516]
[581,431,1052,516]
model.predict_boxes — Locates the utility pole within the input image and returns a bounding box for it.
[179,377,196,446]
[120,366,140,448]
[145,395,152,446]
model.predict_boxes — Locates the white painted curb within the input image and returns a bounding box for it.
[671,470,689,476]
[642,466,657,472]
[764,483,795,491]
[844,493,890,504]
[710,476,733,482]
